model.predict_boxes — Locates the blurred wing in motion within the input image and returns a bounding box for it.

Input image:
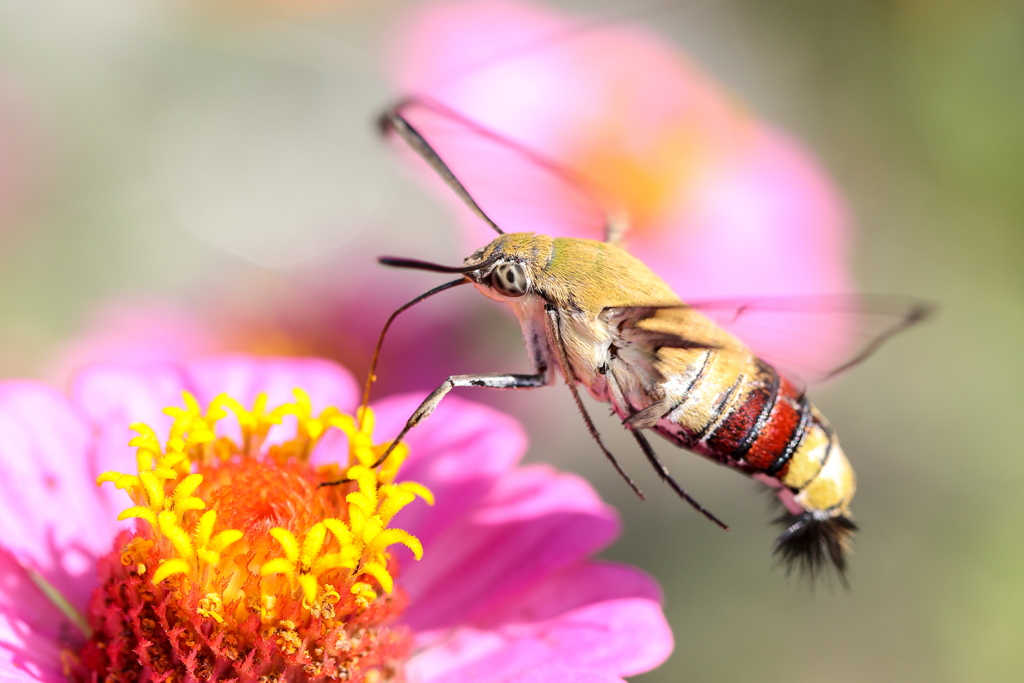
[379,97,624,242]
[612,295,931,387]
[689,294,931,385]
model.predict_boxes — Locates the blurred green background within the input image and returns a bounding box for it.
[0,1,1022,681]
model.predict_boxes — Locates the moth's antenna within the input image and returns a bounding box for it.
[377,254,500,274]
[359,277,469,417]
[384,98,629,244]
[379,110,504,235]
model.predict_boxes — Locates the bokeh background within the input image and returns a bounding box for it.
[1,1,1022,681]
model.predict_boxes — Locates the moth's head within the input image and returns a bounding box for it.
[461,233,554,303]
[376,232,554,304]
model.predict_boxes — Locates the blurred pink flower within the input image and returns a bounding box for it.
[43,284,495,399]
[388,0,852,301]
[0,72,43,243]
[0,355,671,682]
[44,300,220,387]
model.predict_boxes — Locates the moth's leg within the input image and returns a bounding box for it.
[378,372,550,465]
[321,372,549,487]
[601,360,725,522]
[545,304,645,500]
[631,429,729,531]
[622,398,676,429]
[603,208,630,246]
[325,306,556,486]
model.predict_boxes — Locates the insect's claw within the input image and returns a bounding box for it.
[370,440,400,469]
[631,430,729,531]
[319,477,353,488]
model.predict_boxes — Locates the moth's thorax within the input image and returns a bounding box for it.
[462,232,555,272]
[465,233,680,312]
[466,233,688,405]
[539,237,680,313]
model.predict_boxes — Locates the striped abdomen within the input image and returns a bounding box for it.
[651,353,855,520]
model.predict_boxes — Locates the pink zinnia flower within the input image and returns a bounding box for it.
[0,355,671,682]
[388,0,852,301]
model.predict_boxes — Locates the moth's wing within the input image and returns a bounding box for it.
[605,295,931,386]
[603,305,730,351]
[380,97,622,241]
[601,304,730,388]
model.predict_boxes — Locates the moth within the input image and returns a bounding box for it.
[355,96,927,585]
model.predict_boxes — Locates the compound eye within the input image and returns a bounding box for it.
[490,262,529,297]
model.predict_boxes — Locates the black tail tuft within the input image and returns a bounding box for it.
[772,511,858,589]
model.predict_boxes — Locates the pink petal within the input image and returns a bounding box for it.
[44,300,217,388]
[0,661,57,683]
[410,594,671,682]
[70,362,191,481]
[474,560,663,626]
[184,356,360,448]
[0,382,117,610]
[0,641,63,683]
[399,464,618,631]
[72,356,360,476]
[390,0,564,95]
[0,548,82,683]
[184,355,358,412]
[371,394,527,548]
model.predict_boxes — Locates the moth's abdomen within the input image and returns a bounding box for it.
[651,352,858,581]
[656,354,856,520]
[704,369,811,479]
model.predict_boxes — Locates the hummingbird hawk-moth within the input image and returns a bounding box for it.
[354,97,926,585]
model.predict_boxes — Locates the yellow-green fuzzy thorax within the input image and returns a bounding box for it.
[466,233,681,313]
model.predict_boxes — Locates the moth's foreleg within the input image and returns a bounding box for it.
[372,372,548,467]
[320,371,548,487]
[545,304,645,500]
[631,430,729,531]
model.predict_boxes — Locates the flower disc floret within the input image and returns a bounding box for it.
[76,389,432,683]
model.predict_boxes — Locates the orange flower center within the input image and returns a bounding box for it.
[66,389,432,683]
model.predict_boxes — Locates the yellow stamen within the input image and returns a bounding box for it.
[95,390,433,642]
[152,558,190,584]
[197,593,225,623]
